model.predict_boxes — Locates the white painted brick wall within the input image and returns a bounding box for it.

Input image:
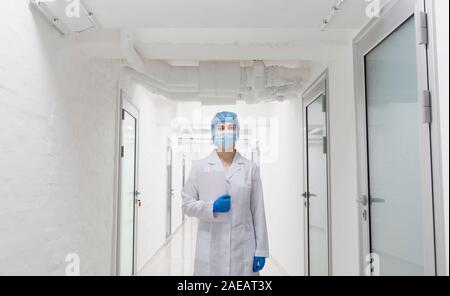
[0,1,120,275]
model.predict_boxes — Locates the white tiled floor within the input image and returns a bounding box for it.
[138,218,288,276]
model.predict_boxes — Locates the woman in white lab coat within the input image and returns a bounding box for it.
[182,111,269,276]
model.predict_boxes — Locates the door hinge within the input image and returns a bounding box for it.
[120,145,124,158]
[323,136,327,154]
[421,90,432,124]
[415,11,428,45]
[122,109,125,120]
[321,94,327,113]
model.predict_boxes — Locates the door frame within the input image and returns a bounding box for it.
[423,0,448,277]
[353,0,442,275]
[302,70,332,276]
[115,90,140,276]
[166,140,173,239]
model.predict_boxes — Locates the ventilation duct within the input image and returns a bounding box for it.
[121,31,310,105]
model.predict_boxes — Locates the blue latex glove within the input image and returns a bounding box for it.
[213,194,231,213]
[253,256,266,272]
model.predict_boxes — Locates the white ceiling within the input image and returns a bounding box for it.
[84,0,373,29]
[69,0,385,102]
[75,0,386,61]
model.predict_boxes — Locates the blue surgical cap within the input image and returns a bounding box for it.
[211,111,240,141]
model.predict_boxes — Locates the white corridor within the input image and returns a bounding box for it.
[0,0,448,277]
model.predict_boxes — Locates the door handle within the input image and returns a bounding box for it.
[135,191,142,207]
[370,197,386,204]
[356,195,385,205]
[302,192,317,198]
[356,195,368,206]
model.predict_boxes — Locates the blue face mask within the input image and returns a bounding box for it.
[213,131,236,151]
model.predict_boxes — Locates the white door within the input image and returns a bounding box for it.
[118,94,139,276]
[303,73,331,276]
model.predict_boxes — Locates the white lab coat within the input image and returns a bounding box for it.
[182,150,269,276]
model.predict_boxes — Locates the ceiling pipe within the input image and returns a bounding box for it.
[120,30,310,105]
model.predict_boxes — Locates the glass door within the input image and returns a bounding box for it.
[118,97,139,276]
[303,74,330,276]
[365,16,431,276]
[166,143,173,238]
[355,0,436,276]
[182,154,186,223]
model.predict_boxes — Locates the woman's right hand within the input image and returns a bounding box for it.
[213,194,231,213]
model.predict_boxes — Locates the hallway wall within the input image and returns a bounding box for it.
[326,48,359,276]
[262,100,304,276]
[0,1,120,275]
